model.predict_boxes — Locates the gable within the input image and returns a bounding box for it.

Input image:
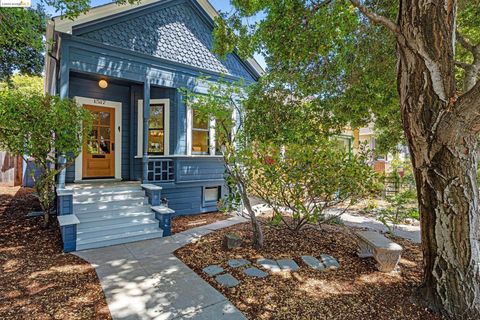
[77,1,255,81]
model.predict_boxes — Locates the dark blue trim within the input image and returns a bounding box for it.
[63,36,256,85]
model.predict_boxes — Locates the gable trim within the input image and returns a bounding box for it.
[52,0,264,77]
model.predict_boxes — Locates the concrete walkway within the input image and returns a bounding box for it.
[339,212,421,243]
[74,215,247,320]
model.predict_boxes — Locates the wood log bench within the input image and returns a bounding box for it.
[355,230,403,272]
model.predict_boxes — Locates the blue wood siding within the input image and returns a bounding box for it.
[176,158,224,182]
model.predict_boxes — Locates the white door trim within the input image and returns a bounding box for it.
[74,96,122,182]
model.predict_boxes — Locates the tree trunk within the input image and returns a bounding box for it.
[240,185,264,249]
[397,1,480,318]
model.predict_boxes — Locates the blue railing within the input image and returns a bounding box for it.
[147,158,175,182]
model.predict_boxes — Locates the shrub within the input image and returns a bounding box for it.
[0,88,91,226]
[247,140,378,232]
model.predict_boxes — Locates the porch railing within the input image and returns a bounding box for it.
[147,158,175,183]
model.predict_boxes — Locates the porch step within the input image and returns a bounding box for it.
[77,210,154,227]
[73,198,149,214]
[76,228,164,251]
[77,219,159,239]
[73,192,147,204]
[67,182,142,195]
[73,189,146,201]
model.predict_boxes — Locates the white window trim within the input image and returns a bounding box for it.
[73,96,122,182]
[137,99,170,157]
[187,105,216,156]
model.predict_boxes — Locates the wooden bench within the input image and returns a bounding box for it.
[355,230,403,272]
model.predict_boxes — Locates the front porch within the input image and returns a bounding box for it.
[57,181,174,251]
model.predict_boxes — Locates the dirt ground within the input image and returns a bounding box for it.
[0,186,111,320]
[171,211,229,234]
[175,221,442,320]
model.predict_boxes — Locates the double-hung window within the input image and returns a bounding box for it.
[148,103,165,155]
[191,109,210,155]
[137,99,170,157]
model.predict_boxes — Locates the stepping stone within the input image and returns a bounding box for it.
[215,273,240,288]
[203,265,224,276]
[228,258,250,268]
[243,267,268,278]
[277,259,300,271]
[301,255,326,271]
[320,254,340,270]
[257,258,281,272]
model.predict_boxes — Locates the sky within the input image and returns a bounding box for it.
[32,0,267,69]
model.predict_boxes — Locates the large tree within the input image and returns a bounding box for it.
[215,0,480,318]
[0,6,46,85]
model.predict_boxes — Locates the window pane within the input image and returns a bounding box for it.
[192,130,208,154]
[205,187,219,202]
[149,104,164,129]
[148,129,164,154]
[99,111,110,125]
[192,109,208,129]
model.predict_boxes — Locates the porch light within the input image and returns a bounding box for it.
[98,79,108,89]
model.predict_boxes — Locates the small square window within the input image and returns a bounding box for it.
[204,186,220,203]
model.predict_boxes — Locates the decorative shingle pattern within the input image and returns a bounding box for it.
[81,3,254,80]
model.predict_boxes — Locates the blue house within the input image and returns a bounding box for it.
[45,0,263,251]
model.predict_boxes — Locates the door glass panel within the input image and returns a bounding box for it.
[99,111,110,125]
[87,140,99,154]
[99,140,110,154]
[99,127,111,140]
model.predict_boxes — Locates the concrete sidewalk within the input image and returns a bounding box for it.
[74,215,247,320]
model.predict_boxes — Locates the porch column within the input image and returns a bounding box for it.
[57,49,69,189]
[142,81,151,184]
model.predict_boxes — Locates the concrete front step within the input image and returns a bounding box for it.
[77,219,159,239]
[77,211,155,228]
[73,190,146,203]
[76,228,164,251]
[73,198,149,214]
[68,183,142,196]
[75,205,152,218]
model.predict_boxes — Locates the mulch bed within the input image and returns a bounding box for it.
[175,221,442,320]
[172,211,229,234]
[0,186,111,320]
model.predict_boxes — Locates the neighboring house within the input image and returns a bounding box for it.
[45,0,263,251]
[349,126,409,173]
[0,152,23,187]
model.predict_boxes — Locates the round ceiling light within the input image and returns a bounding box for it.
[98,79,108,89]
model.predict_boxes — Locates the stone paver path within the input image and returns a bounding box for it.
[228,258,250,268]
[277,259,300,271]
[203,265,224,276]
[257,258,281,272]
[243,267,268,278]
[74,215,247,320]
[301,255,326,271]
[215,274,240,288]
[320,254,340,270]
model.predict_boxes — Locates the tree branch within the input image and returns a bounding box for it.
[456,30,476,53]
[455,60,471,70]
[349,0,400,35]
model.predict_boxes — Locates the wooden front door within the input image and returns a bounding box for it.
[83,105,115,179]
